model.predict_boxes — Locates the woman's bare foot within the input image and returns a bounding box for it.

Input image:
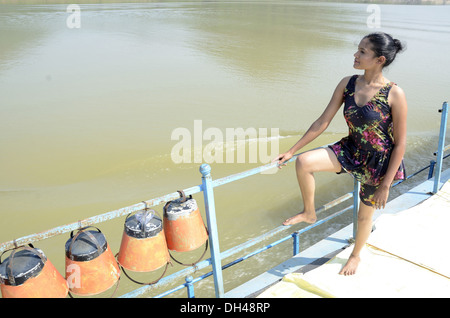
[283,211,317,226]
[339,254,360,276]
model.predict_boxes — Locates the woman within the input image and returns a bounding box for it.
[274,32,407,276]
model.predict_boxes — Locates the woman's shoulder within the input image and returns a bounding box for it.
[388,83,407,110]
[341,75,360,87]
[335,75,358,95]
[340,75,358,83]
[336,75,356,88]
[389,83,406,99]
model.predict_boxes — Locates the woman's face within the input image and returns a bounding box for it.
[353,38,384,70]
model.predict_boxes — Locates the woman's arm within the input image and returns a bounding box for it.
[274,76,350,166]
[373,85,408,208]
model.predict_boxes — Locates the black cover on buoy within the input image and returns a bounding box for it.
[124,211,162,239]
[0,248,47,286]
[65,230,107,262]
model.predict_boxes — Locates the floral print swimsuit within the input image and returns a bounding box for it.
[329,75,405,207]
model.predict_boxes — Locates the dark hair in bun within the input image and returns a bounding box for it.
[364,32,404,68]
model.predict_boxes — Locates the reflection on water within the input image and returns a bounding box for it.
[1,1,449,297]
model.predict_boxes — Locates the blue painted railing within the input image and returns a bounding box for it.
[0,102,448,298]
[433,102,449,193]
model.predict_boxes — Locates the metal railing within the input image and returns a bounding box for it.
[433,102,449,193]
[0,102,448,298]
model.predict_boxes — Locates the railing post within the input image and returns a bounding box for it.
[352,179,360,240]
[428,160,436,180]
[292,232,300,255]
[200,164,224,298]
[433,101,448,193]
[185,276,195,298]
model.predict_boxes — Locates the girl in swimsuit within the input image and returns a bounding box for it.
[274,32,407,276]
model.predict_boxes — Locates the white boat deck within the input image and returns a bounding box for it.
[225,168,450,298]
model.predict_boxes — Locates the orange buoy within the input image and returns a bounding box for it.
[0,245,68,298]
[163,193,208,253]
[65,227,120,296]
[117,209,170,273]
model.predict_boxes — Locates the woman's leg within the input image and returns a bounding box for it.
[283,147,342,225]
[339,202,375,275]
